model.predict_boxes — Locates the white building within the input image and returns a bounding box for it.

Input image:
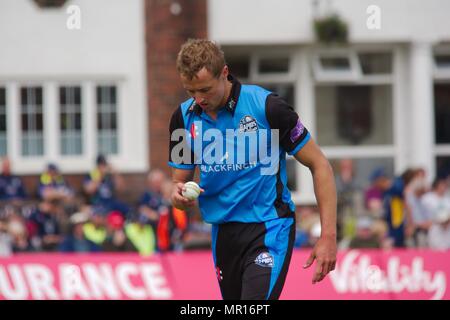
[209,0,450,203]
[0,0,148,175]
[1,0,449,205]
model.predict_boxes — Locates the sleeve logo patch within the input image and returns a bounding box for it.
[290,119,304,143]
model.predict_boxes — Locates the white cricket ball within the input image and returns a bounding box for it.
[182,181,201,200]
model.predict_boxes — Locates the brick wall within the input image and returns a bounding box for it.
[145,0,207,175]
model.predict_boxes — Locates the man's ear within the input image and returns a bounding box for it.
[222,65,229,79]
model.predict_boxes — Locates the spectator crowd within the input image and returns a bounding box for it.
[294,159,450,251]
[1,156,449,257]
[0,156,211,257]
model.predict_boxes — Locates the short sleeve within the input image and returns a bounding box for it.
[168,106,195,170]
[265,93,311,155]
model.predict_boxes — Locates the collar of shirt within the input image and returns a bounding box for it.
[186,74,241,117]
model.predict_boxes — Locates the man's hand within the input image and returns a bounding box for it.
[303,235,337,284]
[171,182,204,210]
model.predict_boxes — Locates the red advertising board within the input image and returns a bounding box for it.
[0,249,448,300]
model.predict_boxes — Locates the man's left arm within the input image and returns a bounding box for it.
[264,93,337,283]
[294,138,337,284]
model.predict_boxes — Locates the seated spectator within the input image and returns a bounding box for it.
[124,213,156,256]
[138,169,167,231]
[82,206,108,246]
[383,169,416,248]
[405,168,431,247]
[421,177,450,221]
[27,200,63,251]
[295,207,320,248]
[83,155,129,216]
[7,211,33,253]
[0,215,12,256]
[365,167,391,218]
[102,211,135,252]
[179,203,211,251]
[308,222,322,248]
[160,180,188,252]
[427,209,450,250]
[335,159,362,241]
[139,170,188,252]
[371,219,392,249]
[38,163,73,202]
[0,157,27,204]
[59,212,101,253]
[349,216,380,249]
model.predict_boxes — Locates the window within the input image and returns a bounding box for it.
[436,156,450,178]
[21,87,44,156]
[258,57,290,74]
[226,55,250,79]
[313,51,394,82]
[260,83,294,106]
[97,85,118,155]
[0,80,146,174]
[320,57,351,71]
[315,85,393,146]
[60,86,82,155]
[434,83,450,144]
[0,88,6,156]
[312,50,360,82]
[433,46,450,179]
[358,53,392,75]
[434,53,450,68]
[224,50,293,81]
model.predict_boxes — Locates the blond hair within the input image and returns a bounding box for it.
[176,39,225,80]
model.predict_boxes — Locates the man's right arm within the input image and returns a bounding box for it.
[171,168,196,210]
[168,106,200,210]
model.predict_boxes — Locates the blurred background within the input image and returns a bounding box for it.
[0,0,449,300]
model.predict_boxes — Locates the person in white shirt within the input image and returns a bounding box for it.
[421,177,450,221]
[428,209,450,250]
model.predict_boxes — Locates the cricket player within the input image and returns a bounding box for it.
[169,39,337,300]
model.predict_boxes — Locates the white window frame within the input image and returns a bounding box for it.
[223,45,398,205]
[0,78,147,175]
[312,47,394,84]
[312,48,362,83]
[96,84,120,156]
[58,84,84,157]
[298,45,398,205]
[433,45,450,165]
[19,84,46,158]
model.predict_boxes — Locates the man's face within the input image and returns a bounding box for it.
[148,171,165,193]
[98,163,108,175]
[48,169,58,178]
[180,66,229,113]
[436,180,449,196]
